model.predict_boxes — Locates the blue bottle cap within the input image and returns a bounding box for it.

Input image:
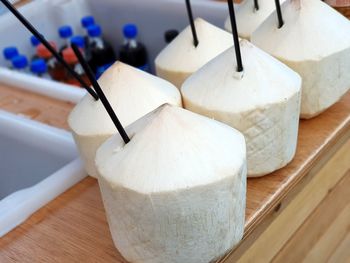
[58,25,73,38]
[12,55,28,69]
[81,16,95,28]
[87,24,102,37]
[3,46,19,60]
[70,35,85,48]
[123,24,138,39]
[30,59,47,74]
[30,36,40,47]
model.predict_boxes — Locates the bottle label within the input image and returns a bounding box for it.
[325,0,350,7]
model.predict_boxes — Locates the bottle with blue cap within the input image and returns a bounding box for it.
[81,16,95,30]
[12,55,28,73]
[3,46,19,68]
[62,47,90,87]
[30,35,40,47]
[81,15,95,46]
[70,35,90,58]
[119,24,149,72]
[58,25,73,53]
[30,58,50,79]
[30,35,40,61]
[87,24,116,78]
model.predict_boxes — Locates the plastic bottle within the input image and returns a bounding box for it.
[58,25,73,53]
[81,16,95,44]
[119,24,149,72]
[81,16,95,59]
[30,58,50,79]
[3,46,19,68]
[37,42,65,81]
[70,35,89,59]
[30,35,40,61]
[81,16,95,32]
[71,35,85,48]
[87,24,116,78]
[12,55,28,73]
[62,47,90,87]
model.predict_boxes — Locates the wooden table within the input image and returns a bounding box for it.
[0,83,349,262]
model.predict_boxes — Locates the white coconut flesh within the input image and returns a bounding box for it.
[95,104,247,263]
[155,18,233,89]
[181,39,302,177]
[68,61,182,178]
[224,0,287,40]
[251,0,350,118]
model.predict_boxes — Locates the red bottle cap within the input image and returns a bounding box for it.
[62,47,79,64]
[37,42,57,59]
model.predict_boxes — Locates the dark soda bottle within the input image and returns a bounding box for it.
[81,15,95,47]
[119,24,149,72]
[58,25,73,53]
[37,42,65,81]
[30,36,40,61]
[87,24,116,78]
[3,46,19,68]
[70,35,89,59]
[62,47,91,87]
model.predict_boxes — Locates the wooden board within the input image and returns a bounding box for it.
[271,172,350,263]
[328,231,350,263]
[0,83,74,130]
[0,83,349,262]
[221,134,350,262]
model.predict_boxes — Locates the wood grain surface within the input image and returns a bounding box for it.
[223,137,350,262]
[0,83,74,129]
[272,171,350,262]
[0,83,349,262]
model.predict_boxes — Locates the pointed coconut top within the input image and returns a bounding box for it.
[68,61,181,136]
[225,0,287,39]
[96,104,246,194]
[155,18,233,74]
[251,0,350,61]
[181,39,301,112]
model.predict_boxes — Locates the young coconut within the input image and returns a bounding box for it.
[181,40,302,177]
[224,0,287,40]
[251,0,350,118]
[68,61,182,178]
[155,18,233,89]
[95,104,247,263]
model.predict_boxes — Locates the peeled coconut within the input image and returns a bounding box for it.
[181,40,301,177]
[96,104,247,263]
[224,0,286,40]
[251,0,350,118]
[68,61,182,178]
[155,18,233,88]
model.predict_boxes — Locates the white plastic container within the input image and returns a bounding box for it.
[0,0,228,237]
[0,0,227,102]
[0,110,86,237]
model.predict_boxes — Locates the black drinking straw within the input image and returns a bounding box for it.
[0,0,99,101]
[274,0,284,28]
[185,0,199,47]
[227,0,243,72]
[254,0,259,11]
[71,44,130,144]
